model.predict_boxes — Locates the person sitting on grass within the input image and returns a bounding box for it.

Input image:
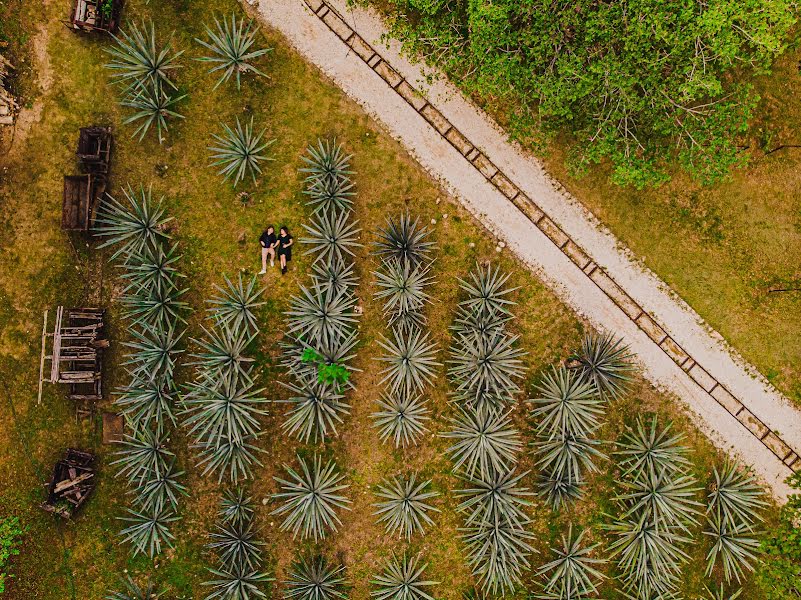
[258,225,277,274]
[277,225,294,275]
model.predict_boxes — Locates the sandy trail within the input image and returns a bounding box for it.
[250,0,801,501]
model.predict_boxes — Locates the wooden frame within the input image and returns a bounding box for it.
[77,126,113,174]
[42,449,96,518]
[67,0,123,34]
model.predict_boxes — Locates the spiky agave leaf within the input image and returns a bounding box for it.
[196,13,271,90]
[106,575,165,600]
[284,555,347,600]
[457,469,532,530]
[448,330,525,408]
[377,328,441,397]
[105,20,182,89]
[703,584,743,600]
[442,407,521,478]
[119,505,180,558]
[707,461,766,530]
[121,79,186,144]
[209,117,275,187]
[182,371,268,449]
[279,377,350,443]
[373,213,435,267]
[300,137,354,187]
[286,286,358,348]
[371,391,430,448]
[458,263,518,319]
[272,455,351,541]
[606,515,690,599]
[373,474,440,540]
[195,435,264,483]
[114,376,176,434]
[207,273,266,335]
[220,487,255,527]
[120,280,189,330]
[616,415,692,480]
[189,323,256,382]
[529,366,604,439]
[300,211,363,265]
[616,468,702,532]
[371,554,438,600]
[460,519,536,596]
[123,323,184,383]
[703,515,761,584]
[121,241,183,296]
[94,185,172,261]
[312,258,359,297]
[373,259,433,330]
[112,426,173,485]
[132,460,187,512]
[535,525,605,600]
[569,331,633,400]
[304,176,356,216]
[204,566,273,600]
[208,519,264,572]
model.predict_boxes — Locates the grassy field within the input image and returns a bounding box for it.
[0,0,783,599]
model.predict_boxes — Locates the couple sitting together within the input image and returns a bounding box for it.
[258,225,293,275]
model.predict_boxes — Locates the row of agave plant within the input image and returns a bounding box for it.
[104,16,276,188]
[94,186,189,558]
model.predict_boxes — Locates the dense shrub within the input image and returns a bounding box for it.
[0,516,24,594]
[756,473,801,599]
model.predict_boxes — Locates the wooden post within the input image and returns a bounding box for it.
[37,309,48,406]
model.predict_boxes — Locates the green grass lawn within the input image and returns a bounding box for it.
[0,0,784,599]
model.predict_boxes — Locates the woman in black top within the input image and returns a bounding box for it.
[258,225,277,274]
[277,226,294,275]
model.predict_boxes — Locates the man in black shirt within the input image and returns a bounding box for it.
[259,225,277,274]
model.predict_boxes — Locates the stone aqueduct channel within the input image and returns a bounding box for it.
[247,0,801,501]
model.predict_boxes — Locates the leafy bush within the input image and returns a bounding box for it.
[756,473,801,599]
[0,516,24,594]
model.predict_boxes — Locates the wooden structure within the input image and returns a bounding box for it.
[68,0,122,34]
[42,449,96,518]
[0,54,16,126]
[38,307,107,408]
[62,127,112,231]
[77,126,113,174]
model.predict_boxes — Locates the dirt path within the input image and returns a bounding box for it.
[250,0,801,501]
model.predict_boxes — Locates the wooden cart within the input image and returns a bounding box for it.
[76,126,113,174]
[62,174,104,232]
[42,449,96,518]
[68,0,123,34]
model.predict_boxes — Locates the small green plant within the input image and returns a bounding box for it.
[755,473,801,599]
[301,347,350,390]
[100,0,113,20]
[0,516,25,594]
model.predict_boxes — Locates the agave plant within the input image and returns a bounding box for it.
[279,378,350,443]
[300,138,353,187]
[132,460,187,512]
[285,285,358,348]
[208,519,264,572]
[703,585,743,600]
[114,376,176,434]
[300,211,363,265]
[122,241,183,296]
[94,185,172,260]
[281,331,359,386]
[190,323,257,382]
[220,487,255,527]
[703,515,761,584]
[106,575,165,600]
[371,554,438,600]
[195,435,264,483]
[123,323,184,383]
[461,519,535,596]
[204,566,273,600]
[121,79,187,143]
[105,20,182,89]
[120,280,189,329]
[207,273,266,335]
[569,331,633,400]
[373,259,433,330]
[458,263,517,319]
[616,467,702,532]
[284,555,347,600]
[112,426,173,485]
[529,366,604,439]
[533,434,605,510]
[373,474,440,540]
[535,526,606,600]
[377,328,441,397]
[119,505,180,558]
[312,258,359,296]
[182,371,268,450]
[442,407,521,478]
[196,13,271,90]
[707,461,766,529]
[304,176,356,216]
[373,213,435,267]
[272,455,351,541]
[448,330,525,407]
[457,469,532,530]
[451,303,512,338]
[209,117,275,186]
[371,392,431,448]
[616,416,691,480]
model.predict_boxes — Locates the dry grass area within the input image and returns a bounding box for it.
[0,0,780,599]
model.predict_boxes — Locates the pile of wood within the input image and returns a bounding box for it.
[0,54,16,127]
[62,127,113,232]
[42,449,96,518]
